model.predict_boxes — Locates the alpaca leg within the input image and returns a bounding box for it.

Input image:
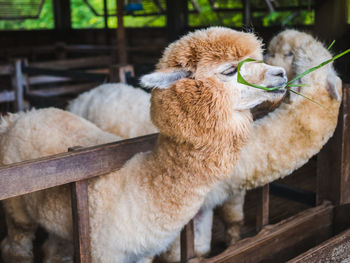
[1,199,37,263]
[42,234,73,263]
[193,209,213,257]
[137,256,154,263]
[219,189,246,245]
[160,209,213,262]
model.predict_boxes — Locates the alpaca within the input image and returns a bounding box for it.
[165,29,342,262]
[67,83,157,139]
[0,27,287,263]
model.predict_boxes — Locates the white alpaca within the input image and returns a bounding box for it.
[67,83,157,139]
[0,27,287,263]
[170,29,342,262]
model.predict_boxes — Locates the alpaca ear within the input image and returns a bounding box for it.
[326,68,341,101]
[140,70,191,89]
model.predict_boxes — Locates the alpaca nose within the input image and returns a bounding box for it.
[265,67,288,88]
[266,68,287,80]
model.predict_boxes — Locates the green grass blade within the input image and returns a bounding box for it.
[289,89,326,109]
[237,58,280,91]
[327,40,336,50]
[287,48,350,85]
[286,83,310,87]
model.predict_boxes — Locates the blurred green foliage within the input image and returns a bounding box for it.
[0,0,54,30]
[71,0,166,28]
[0,0,346,30]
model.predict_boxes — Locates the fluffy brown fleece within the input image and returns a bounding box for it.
[157,27,263,76]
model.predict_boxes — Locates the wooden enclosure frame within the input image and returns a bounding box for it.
[0,85,349,262]
[0,63,23,111]
[9,58,135,109]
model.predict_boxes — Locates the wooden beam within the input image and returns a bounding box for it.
[256,184,269,232]
[287,228,350,263]
[189,202,333,263]
[0,134,158,201]
[69,145,91,263]
[314,0,348,41]
[166,0,188,42]
[27,83,98,97]
[0,64,13,75]
[52,0,71,41]
[32,56,112,70]
[181,219,195,263]
[71,180,92,263]
[0,91,15,103]
[11,59,24,111]
[243,0,251,27]
[116,0,127,65]
[317,85,350,205]
[109,64,134,83]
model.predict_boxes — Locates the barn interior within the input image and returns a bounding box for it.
[0,1,350,262]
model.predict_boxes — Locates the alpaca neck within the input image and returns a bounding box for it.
[237,80,341,189]
[145,112,251,224]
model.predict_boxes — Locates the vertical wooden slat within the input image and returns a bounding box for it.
[109,64,134,83]
[181,219,195,263]
[243,0,251,27]
[317,85,350,205]
[11,59,24,112]
[340,85,350,204]
[69,147,91,263]
[166,0,188,42]
[103,0,110,45]
[52,0,71,43]
[256,184,270,232]
[314,0,347,41]
[116,0,127,65]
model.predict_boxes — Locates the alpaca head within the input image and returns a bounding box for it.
[265,29,341,101]
[141,27,288,146]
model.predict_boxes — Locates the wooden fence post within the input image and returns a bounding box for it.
[317,85,350,205]
[256,184,270,232]
[181,219,195,263]
[11,59,24,112]
[69,147,92,263]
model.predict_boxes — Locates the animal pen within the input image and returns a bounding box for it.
[0,0,350,262]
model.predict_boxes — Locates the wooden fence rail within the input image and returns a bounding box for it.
[0,133,158,201]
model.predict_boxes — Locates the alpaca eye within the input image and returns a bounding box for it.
[221,67,237,76]
[285,51,293,57]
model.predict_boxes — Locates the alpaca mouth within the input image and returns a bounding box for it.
[270,88,286,94]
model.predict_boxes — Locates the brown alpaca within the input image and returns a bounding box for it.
[0,27,287,263]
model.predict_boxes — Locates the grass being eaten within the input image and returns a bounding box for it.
[237,46,350,108]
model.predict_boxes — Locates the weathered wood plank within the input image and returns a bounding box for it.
[117,0,127,65]
[32,56,112,70]
[0,91,15,103]
[109,64,134,83]
[69,146,91,263]
[340,85,350,204]
[317,84,350,205]
[189,202,333,263]
[28,75,71,85]
[256,184,269,232]
[0,64,13,75]
[11,59,24,111]
[71,179,91,263]
[181,219,195,263]
[287,228,350,263]
[0,134,158,201]
[27,83,98,97]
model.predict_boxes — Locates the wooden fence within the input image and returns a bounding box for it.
[0,85,349,262]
